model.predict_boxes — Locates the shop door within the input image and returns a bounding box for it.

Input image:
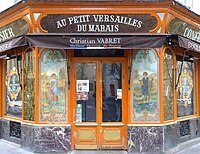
[73,61,126,150]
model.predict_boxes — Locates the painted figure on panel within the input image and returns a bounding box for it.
[50,73,59,105]
[39,49,67,122]
[139,72,153,103]
[131,49,159,122]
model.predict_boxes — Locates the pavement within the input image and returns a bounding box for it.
[1,139,200,154]
[175,143,200,154]
[0,139,33,154]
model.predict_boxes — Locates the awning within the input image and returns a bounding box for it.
[177,35,200,52]
[0,33,200,53]
[26,33,167,49]
[0,35,26,53]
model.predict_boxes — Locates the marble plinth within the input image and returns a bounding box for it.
[1,119,21,145]
[128,126,163,153]
[128,117,200,153]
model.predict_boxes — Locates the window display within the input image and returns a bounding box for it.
[176,57,194,117]
[5,56,22,118]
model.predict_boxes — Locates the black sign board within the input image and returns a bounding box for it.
[168,18,200,43]
[0,19,29,43]
[40,14,157,33]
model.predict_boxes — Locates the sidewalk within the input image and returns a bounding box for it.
[175,143,200,154]
[0,138,200,154]
[0,139,33,154]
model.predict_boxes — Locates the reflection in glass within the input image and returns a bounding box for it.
[24,49,35,121]
[5,57,22,118]
[164,48,174,121]
[76,63,96,122]
[176,58,194,117]
[39,49,68,122]
[102,63,122,122]
[130,49,159,122]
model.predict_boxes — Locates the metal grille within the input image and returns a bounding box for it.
[180,120,190,137]
[10,121,21,138]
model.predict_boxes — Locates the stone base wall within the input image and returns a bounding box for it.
[0,119,71,153]
[1,119,21,145]
[1,117,200,153]
[128,117,200,153]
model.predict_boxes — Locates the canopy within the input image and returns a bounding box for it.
[26,33,167,49]
[177,35,200,52]
[0,33,200,53]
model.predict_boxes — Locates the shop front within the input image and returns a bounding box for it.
[0,0,200,153]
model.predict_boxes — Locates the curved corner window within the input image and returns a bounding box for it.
[163,48,174,121]
[130,49,159,122]
[39,49,68,122]
[24,48,35,121]
[4,55,22,118]
[176,56,195,117]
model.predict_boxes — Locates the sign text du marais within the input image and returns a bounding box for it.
[41,14,157,33]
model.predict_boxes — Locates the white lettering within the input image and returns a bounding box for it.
[0,41,12,52]
[183,27,200,43]
[0,28,15,43]
[188,41,200,52]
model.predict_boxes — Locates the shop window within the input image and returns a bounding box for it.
[130,49,159,122]
[24,48,35,121]
[176,56,195,117]
[39,49,68,122]
[5,55,22,118]
[163,48,174,121]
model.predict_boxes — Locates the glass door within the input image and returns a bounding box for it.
[102,63,122,122]
[74,61,126,150]
[74,63,98,149]
[99,62,124,149]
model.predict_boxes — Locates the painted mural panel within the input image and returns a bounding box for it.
[39,49,68,122]
[5,56,22,118]
[24,49,35,121]
[163,48,174,121]
[131,49,159,122]
[176,59,194,117]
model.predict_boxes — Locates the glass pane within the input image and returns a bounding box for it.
[5,56,22,118]
[39,49,68,122]
[76,63,96,122]
[176,58,194,117]
[164,48,174,121]
[102,63,122,122]
[130,49,159,122]
[74,49,124,57]
[24,49,35,121]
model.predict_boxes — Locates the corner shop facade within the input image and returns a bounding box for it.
[0,0,200,153]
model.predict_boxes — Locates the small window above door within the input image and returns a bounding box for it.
[74,49,124,57]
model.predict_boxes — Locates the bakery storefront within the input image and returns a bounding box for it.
[0,0,200,153]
